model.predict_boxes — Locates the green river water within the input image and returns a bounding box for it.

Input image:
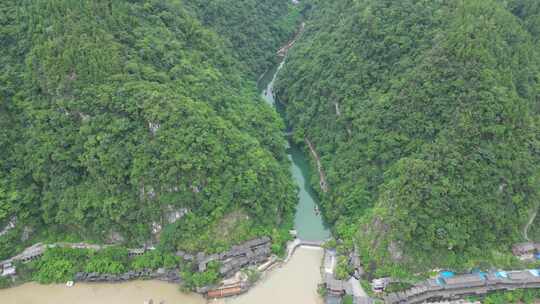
[259,62,331,242]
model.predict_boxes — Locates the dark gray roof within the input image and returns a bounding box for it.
[244,236,271,248]
[425,279,442,289]
[444,274,485,286]
[508,271,536,281]
[384,293,402,303]
[325,274,347,292]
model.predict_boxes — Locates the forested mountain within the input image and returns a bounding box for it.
[0,0,299,259]
[3,0,539,282]
[183,0,302,77]
[276,0,540,275]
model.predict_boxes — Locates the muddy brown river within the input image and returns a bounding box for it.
[222,247,324,304]
[0,247,323,304]
[0,280,204,304]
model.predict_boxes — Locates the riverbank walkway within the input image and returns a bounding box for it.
[0,242,147,268]
[384,269,540,303]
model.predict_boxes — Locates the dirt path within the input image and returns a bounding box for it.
[305,137,328,193]
[524,208,538,241]
[277,22,305,56]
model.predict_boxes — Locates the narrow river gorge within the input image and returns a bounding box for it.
[259,59,331,242]
[0,60,330,304]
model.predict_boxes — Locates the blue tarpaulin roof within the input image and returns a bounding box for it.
[496,271,508,278]
[440,271,455,278]
[436,271,455,286]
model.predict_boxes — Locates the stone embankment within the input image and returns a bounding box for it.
[74,268,181,284]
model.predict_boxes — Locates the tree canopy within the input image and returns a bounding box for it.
[0,0,299,259]
[276,0,540,273]
[182,0,302,77]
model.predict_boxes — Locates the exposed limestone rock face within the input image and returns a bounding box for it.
[165,208,189,224]
[151,222,162,236]
[149,208,190,241]
[106,230,125,244]
[0,217,17,237]
[21,226,33,242]
[388,241,404,262]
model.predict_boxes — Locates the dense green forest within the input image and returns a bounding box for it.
[182,0,302,77]
[510,0,540,245]
[276,0,540,275]
[0,0,300,260]
[3,0,540,287]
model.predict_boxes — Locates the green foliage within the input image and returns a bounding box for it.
[162,253,180,269]
[181,260,220,289]
[35,259,74,284]
[361,279,376,298]
[85,247,128,274]
[475,289,540,304]
[183,0,303,76]
[30,246,183,283]
[342,295,353,304]
[0,0,297,257]
[85,259,125,275]
[132,250,179,270]
[384,282,413,294]
[317,283,327,297]
[13,261,37,283]
[0,276,11,289]
[34,248,89,283]
[270,227,293,257]
[276,0,540,273]
[243,268,261,284]
[323,239,337,249]
[334,255,353,280]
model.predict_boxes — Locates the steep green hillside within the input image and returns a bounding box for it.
[0,0,297,259]
[183,0,303,77]
[276,0,540,275]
